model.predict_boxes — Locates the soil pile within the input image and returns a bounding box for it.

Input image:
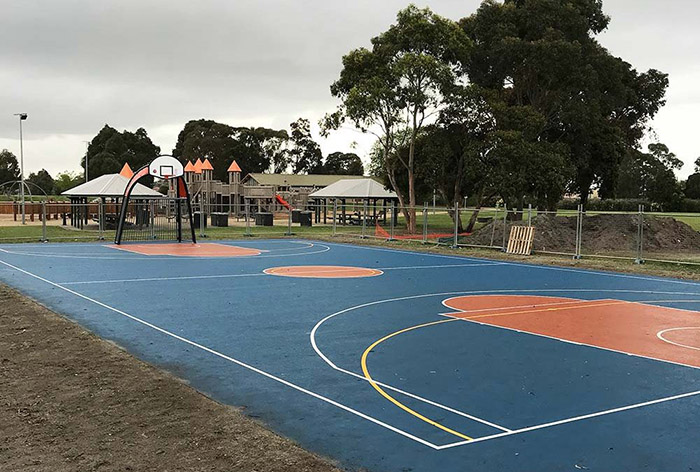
[462,214,700,254]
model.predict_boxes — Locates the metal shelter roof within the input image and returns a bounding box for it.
[242,173,365,188]
[61,173,164,198]
[308,178,398,199]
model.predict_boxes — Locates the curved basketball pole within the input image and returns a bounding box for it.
[114,165,196,245]
[176,174,197,244]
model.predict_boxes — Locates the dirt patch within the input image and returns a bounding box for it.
[462,214,700,254]
[0,285,340,472]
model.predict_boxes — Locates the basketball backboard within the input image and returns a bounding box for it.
[149,155,184,180]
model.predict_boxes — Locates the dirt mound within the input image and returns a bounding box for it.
[462,214,700,254]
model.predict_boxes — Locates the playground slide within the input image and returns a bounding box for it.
[275,194,291,210]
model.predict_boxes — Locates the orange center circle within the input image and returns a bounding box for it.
[263,266,383,278]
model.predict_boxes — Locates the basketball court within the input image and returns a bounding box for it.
[0,238,698,471]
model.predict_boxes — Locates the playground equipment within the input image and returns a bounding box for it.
[275,194,291,210]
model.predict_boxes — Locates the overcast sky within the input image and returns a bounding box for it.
[1,0,698,179]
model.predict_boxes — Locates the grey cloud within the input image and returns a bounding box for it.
[1,0,698,175]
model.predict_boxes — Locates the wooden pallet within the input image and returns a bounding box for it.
[506,225,535,255]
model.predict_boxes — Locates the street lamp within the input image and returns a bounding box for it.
[83,141,90,182]
[13,113,27,224]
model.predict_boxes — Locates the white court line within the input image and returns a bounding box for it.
[59,261,505,285]
[0,258,441,450]
[61,273,269,285]
[316,240,700,287]
[311,290,700,388]
[311,288,700,446]
[312,347,511,432]
[4,255,700,449]
[310,299,512,432]
[442,308,700,371]
[381,262,504,271]
[0,243,331,261]
[440,295,591,314]
[657,327,700,352]
[436,389,700,449]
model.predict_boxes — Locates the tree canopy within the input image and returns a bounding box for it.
[85,125,161,181]
[326,5,472,232]
[325,0,673,229]
[0,149,20,185]
[615,143,683,208]
[321,152,364,175]
[172,119,289,180]
[460,0,668,207]
[53,171,83,194]
[288,118,324,174]
[27,169,55,195]
[684,157,700,200]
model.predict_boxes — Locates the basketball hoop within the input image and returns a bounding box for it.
[115,155,195,245]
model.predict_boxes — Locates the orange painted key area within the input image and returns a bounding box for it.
[111,243,262,257]
[264,266,383,278]
[443,295,700,368]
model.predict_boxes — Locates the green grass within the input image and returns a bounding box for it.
[203,224,337,238]
[0,195,68,202]
[0,225,111,243]
[2,218,700,279]
[317,234,700,281]
[666,215,700,231]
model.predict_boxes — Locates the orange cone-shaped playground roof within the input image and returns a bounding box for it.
[119,162,134,178]
[227,160,242,173]
[184,160,195,172]
[193,158,203,174]
[201,158,214,171]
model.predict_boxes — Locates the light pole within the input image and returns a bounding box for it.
[14,113,27,224]
[83,141,90,182]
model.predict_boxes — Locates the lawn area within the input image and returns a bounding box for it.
[0,225,110,243]
[2,210,698,269]
[0,195,69,202]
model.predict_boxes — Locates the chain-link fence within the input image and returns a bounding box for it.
[2,200,699,265]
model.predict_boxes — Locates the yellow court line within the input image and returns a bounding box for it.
[360,299,638,442]
[360,318,473,441]
[456,300,630,321]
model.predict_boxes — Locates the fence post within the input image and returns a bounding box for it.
[635,204,645,264]
[527,204,532,227]
[579,204,584,259]
[422,203,428,244]
[389,201,395,241]
[41,201,47,242]
[332,199,337,237]
[361,200,368,238]
[574,205,581,259]
[573,204,582,259]
[490,205,498,248]
[452,201,459,248]
[149,200,155,240]
[98,200,104,240]
[502,205,508,251]
[198,201,205,238]
[285,206,293,236]
[244,201,251,237]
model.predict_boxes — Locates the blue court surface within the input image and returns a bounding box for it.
[1,239,699,471]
